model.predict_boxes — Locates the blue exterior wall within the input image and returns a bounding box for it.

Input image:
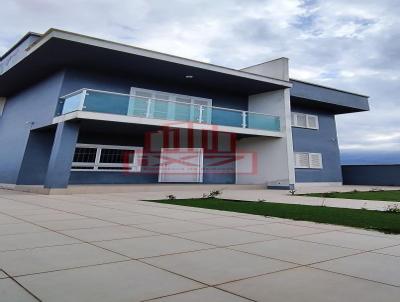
[342,165,400,186]
[58,68,249,114]
[69,127,235,185]
[291,104,342,183]
[17,129,55,185]
[0,71,65,184]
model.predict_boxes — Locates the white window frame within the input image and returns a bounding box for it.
[71,144,143,172]
[0,97,6,116]
[294,152,323,169]
[291,112,319,130]
[129,87,212,123]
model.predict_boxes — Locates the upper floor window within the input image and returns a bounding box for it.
[291,112,319,130]
[0,97,6,116]
[129,87,213,123]
[294,152,323,169]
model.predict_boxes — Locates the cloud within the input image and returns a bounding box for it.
[1,0,399,162]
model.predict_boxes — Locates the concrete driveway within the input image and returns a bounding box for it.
[0,189,399,301]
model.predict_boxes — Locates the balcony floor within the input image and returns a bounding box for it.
[53,111,284,138]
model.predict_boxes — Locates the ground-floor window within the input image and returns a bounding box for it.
[294,152,323,169]
[71,144,143,172]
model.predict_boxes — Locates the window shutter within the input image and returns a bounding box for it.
[295,153,310,168]
[306,115,319,129]
[296,113,307,128]
[309,153,323,169]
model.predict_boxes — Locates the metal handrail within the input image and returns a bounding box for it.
[60,88,279,118]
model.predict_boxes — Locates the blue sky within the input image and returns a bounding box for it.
[1,0,399,163]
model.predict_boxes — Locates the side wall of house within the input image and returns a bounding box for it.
[291,104,342,183]
[0,71,65,184]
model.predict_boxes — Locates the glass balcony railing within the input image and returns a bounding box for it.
[60,89,281,132]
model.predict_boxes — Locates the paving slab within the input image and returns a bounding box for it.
[219,267,400,302]
[137,220,221,234]
[142,210,224,221]
[374,244,400,257]
[312,252,400,287]
[231,238,360,264]
[0,278,38,301]
[17,260,203,302]
[143,248,297,285]
[195,216,273,227]
[35,218,118,231]
[175,228,277,246]
[18,213,85,222]
[95,234,213,258]
[0,243,128,277]
[147,287,252,301]
[104,214,177,225]
[71,208,136,219]
[297,231,400,250]
[0,223,47,236]
[340,228,400,240]
[0,231,80,252]
[0,213,22,225]
[236,222,328,237]
[60,225,157,242]
[6,208,67,217]
[278,219,348,230]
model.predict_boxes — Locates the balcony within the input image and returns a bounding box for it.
[59,89,281,133]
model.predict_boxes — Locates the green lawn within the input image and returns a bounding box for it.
[146,198,400,234]
[303,190,400,202]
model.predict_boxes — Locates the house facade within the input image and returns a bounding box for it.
[0,29,369,191]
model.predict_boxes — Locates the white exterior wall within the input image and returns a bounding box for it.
[236,57,295,188]
[236,89,295,187]
[241,58,289,81]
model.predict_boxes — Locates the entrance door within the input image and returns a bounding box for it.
[158,148,203,183]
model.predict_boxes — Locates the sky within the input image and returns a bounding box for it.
[1,0,399,164]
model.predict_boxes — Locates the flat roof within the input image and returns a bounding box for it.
[0,32,41,60]
[290,78,369,98]
[3,28,291,88]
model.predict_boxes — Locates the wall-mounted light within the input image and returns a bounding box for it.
[185,75,194,79]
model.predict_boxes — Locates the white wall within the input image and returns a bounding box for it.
[241,58,289,81]
[236,88,295,188]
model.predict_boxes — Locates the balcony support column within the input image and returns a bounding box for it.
[44,121,80,189]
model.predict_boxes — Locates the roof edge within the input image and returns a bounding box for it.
[239,57,289,71]
[0,32,42,60]
[23,28,292,88]
[290,78,369,98]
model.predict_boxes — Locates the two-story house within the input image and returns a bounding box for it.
[0,29,369,193]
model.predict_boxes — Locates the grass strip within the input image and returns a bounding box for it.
[304,190,400,202]
[146,198,400,234]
